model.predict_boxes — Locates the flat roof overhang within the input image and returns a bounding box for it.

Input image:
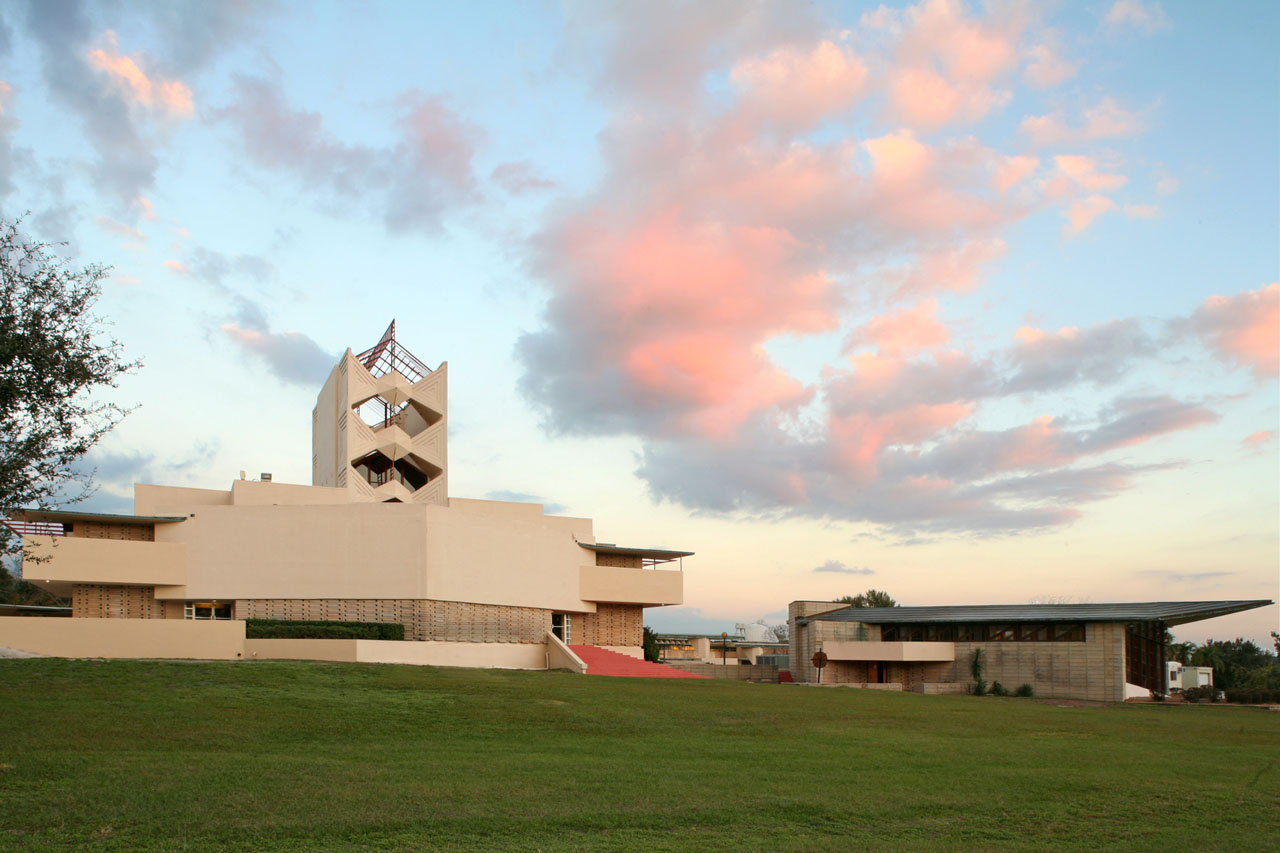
[799,600,1275,627]
[578,542,694,564]
[17,509,188,526]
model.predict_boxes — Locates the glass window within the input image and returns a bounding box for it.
[184,601,232,620]
[1052,622,1085,642]
[989,625,1016,641]
[551,613,572,643]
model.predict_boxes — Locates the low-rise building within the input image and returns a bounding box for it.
[1,323,690,670]
[789,599,1271,701]
[1167,662,1214,693]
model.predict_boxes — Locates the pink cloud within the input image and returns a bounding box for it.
[514,3,1230,538]
[1053,155,1127,192]
[490,161,554,194]
[731,40,869,130]
[1104,0,1169,33]
[164,259,190,275]
[1063,194,1117,236]
[1024,40,1077,88]
[523,207,839,438]
[1022,98,1143,147]
[888,67,1009,129]
[133,196,157,221]
[1189,283,1280,378]
[94,216,145,241]
[897,239,1008,296]
[897,0,1024,83]
[87,31,193,118]
[1242,430,1277,452]
[846,299,951,356]
[994,154,1039,193]
[1124,203,1160,219]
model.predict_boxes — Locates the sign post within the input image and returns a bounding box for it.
[811,650,828,684]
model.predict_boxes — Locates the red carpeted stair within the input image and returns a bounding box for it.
[569,645,709,679]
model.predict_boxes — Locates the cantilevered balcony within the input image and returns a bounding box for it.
[576,542,690,607]
[21,535,186,595]
[822,641,955,662]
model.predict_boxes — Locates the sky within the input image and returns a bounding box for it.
[1,0,1276,645]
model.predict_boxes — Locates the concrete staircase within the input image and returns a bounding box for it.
[568,645,709,679]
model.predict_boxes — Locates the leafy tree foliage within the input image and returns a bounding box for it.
[835,589,897,608]
[642,626,660,662]
[1191,639,1279,690]
[0,219,137,572]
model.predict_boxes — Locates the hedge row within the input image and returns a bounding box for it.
[1223,688,1280,705]
[245,619,405,641]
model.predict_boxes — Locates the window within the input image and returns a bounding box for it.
[551,613,572,643]
[1018,624,1052,642]
[184,601,232,620]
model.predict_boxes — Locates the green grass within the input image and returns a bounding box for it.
[1,660,1277,851]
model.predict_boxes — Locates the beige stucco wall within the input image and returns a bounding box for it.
[245,638,358,662]
[248,638,554,669]
[151,502,430,600]
[0,616,244,660]
[135,492,604,609]
[824,640,955,662]
[134,484,230,514]
[546,631,587,672]
[23,536,186,587]
[422,499,601,612]
[312,359,342,488]
[356,639,547,669]
[579,564,682,606]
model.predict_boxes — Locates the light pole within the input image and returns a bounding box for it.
[721,631,728,665]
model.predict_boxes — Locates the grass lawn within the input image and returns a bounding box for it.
[1,659,1277,851]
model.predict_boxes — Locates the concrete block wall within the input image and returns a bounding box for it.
[235,598,553,643]
[72,522,155,541]
[919,623,1127,701]
[665,662,780,682]
[789,600,879,684]
[575,603,642,646]
[73,584,164,619]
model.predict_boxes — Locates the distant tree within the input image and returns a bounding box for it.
[642,626,660,663]
[1028,594,1091,604]
[835,589,897,608]
[1191,639,1278,690]
[0,557,65,606]
[0,218,137,567]
[1167,638,1197,666]
[1272,631,1280,657]
[769,622,789,643]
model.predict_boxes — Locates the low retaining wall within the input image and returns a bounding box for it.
[920,682,968,694]
[0,616,245,660]
[545,632,586,673]
[664,663,779,682]
[247,638,549,669]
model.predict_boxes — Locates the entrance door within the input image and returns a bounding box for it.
[552,613,573,643]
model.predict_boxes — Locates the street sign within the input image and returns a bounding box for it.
[811,651,828,668]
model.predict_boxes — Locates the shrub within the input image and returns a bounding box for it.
[1151,691,1166,702]
[972,681,988,696]
[1224,688,1280,704]
[990,681,1009,697]
[1182,685,1220,703]
[245,619,405,641]
[1015,683,1034,698]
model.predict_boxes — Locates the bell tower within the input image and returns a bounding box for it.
[312,321,447,504]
